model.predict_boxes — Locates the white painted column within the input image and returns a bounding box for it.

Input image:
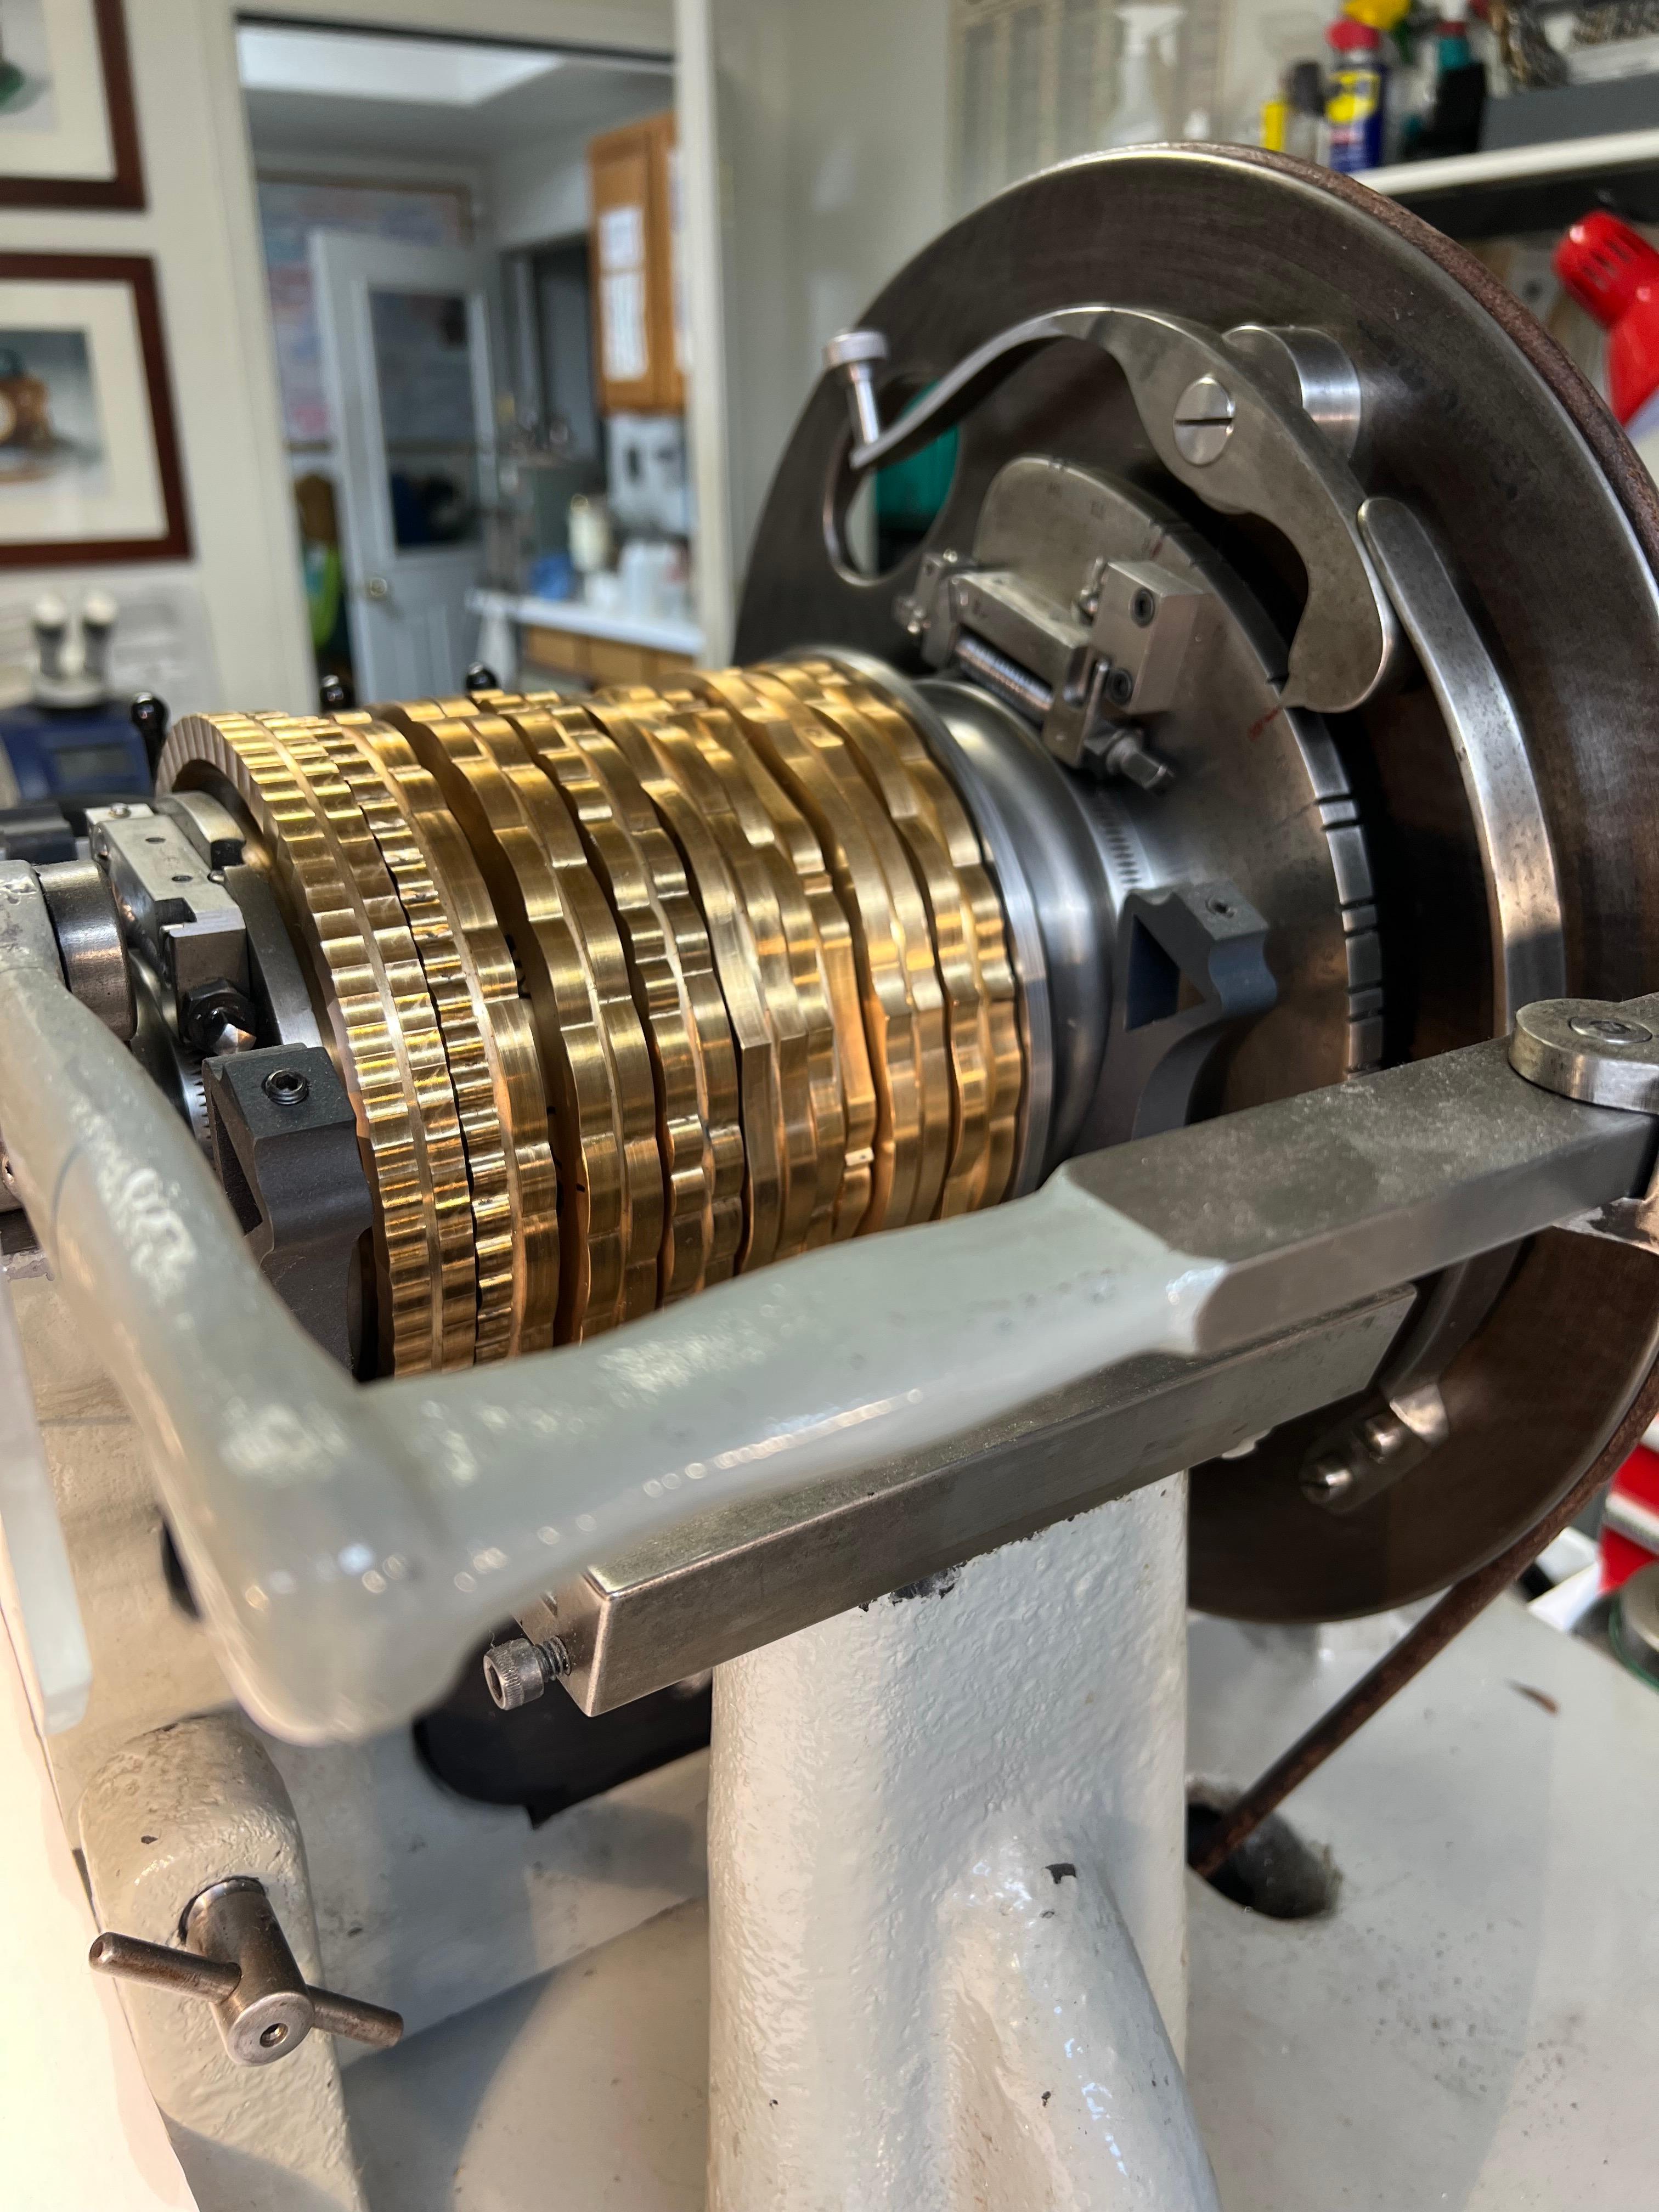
[707,1475,1218,2210]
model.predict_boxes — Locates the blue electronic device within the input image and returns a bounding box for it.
[0,699,152,801]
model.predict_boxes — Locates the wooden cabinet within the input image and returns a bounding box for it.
[522,624,694,690]
[588,110,684,416]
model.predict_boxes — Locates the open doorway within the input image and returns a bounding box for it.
[236,17,691,708]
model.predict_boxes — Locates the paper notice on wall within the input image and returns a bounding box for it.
[598,204,645,274]
[602,270,648,383]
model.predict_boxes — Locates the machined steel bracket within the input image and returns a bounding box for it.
[1091,878,1276,1146]
[844,303,1400,715]
[204,1045,372,1372]
[88,804,250,1009]
[900,537,1210,773]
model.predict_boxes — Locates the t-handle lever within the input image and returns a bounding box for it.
[90,1875,402,2066]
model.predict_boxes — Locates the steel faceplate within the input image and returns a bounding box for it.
[737,146,1659,1622]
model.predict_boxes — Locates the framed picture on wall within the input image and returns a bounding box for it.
[0,253,189,567]
[0,0,143,210]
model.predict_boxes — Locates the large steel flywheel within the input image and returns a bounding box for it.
[736,146,1659,1623]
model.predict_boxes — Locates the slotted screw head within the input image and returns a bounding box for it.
[1173,376,1235,466]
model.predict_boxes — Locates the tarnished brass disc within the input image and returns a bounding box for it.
[626,692,836,1257]
[552,706,747,1288]
[694,668,948,1229]
[383,704,657,1340]
[501,697,726,1304]
[806,688,992,1216]
[822,673,1023,1209]
[160,715,448,1375]
[670,694,861,1245]
[586,697,788,1272]
[253,714,478,1369]
[306,715,558,1358]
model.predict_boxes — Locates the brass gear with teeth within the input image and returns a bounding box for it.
[160,673,1025,1374]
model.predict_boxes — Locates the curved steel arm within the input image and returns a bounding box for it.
[0,924,1649,1743]
[0,956,1218,1742]
[1360,495,1566,1025]
[846,304,1400,714]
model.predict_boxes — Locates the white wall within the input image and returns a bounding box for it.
[493,147,591,250]
[0,0,673,717]
[678,0,952,657]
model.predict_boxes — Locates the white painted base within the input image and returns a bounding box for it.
[332,1594,1659,2211]
[704,1480,1217,2211]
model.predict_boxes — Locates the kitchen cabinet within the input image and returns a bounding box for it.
[588,110,684,416]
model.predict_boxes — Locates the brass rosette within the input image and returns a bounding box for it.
[159,662,1025,1376]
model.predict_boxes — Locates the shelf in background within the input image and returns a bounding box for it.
[1359,123,1659,238]
[470,588,703,660]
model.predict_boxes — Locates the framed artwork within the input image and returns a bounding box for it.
[0,253,189,567]
[0,0,143,211]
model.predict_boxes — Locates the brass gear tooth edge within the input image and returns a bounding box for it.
[161,715,443,1376]
[586,698,789,1274]
[691,685,878,1239]
[555,707,747,1288]
[675,699,848,1249]
[624,693,830,1261]
[458,709,664,1330]
[830,678,1023,1209]
[303,718,558,1360]
[299,723,515,1361]
[801,686,992,1220]
[778,659,1023,1210]
[253,715,478,1372]
[693,667,934,1232]
[498,699,715,1306]
[162,665,1030,1376]
[380,702,630,1344]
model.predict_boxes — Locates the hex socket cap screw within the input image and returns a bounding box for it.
[483,1633,572,1709]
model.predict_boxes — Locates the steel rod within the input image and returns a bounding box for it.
[1188,1364,1659,1882]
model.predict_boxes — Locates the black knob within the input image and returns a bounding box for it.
[129,692,169,780]
[318,671,354,712]
[466,662,499,693]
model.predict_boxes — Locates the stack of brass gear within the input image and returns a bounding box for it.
[157,661,1023,1375]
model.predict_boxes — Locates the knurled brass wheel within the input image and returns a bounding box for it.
[313,713,558,1357]
[160,667,1028,1373]
[255,714,478,1371]
[503,698,721,1305]
[589,696,790,1273]
[385,702,660,1342]
[162,715,458,1376]
[774,659,1022,1211]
